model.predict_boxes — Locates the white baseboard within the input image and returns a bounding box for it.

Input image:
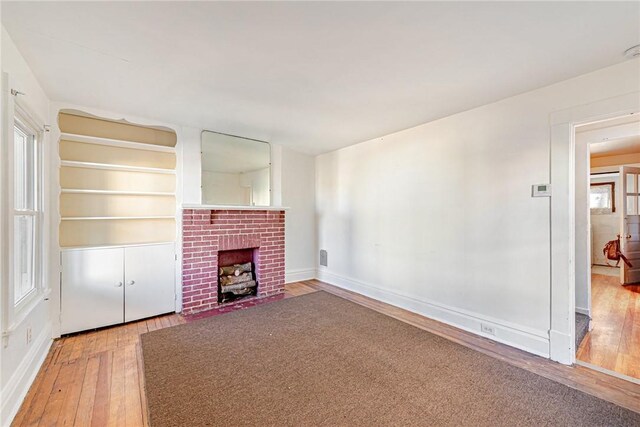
[1,323,53,427]
[285,268,316,283]
[317,269,550,358]
[575,306,590,316]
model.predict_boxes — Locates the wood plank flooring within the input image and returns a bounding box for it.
[11,315,185,427]
[577,273,640,379]
[12,280,640,426]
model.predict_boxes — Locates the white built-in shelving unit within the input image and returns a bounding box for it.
[58,112,178,248]
[59,112,179,334]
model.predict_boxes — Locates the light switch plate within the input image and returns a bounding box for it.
[532,184,551,197]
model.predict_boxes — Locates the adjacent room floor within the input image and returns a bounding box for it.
[577,273,640,379]
[13,281,640,426]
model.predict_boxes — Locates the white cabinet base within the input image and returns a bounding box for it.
[61,243,176,334]
[61,247,124,334]
[125,244,176,322]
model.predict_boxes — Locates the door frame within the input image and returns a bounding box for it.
[550,91,640,364]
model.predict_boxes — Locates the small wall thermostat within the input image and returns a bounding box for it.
[532,184,551,197]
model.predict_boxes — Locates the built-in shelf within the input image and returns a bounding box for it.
[61,216,175,221]
[182,204,290,211]
[58,119,177,249]
[60,132,176,153]
[60,160,175,175]
[61,189,175,196]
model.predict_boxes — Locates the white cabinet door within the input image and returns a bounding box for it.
[61,247,124,334]
[124,243,175,322]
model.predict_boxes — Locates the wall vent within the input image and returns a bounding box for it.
[319,250,328,267]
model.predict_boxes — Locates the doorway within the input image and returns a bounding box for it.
[575,114,640,380]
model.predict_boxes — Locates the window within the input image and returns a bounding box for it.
[590,182,615,215]
[13,117,42,305]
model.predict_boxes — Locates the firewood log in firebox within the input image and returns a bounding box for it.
[230,287,254,296]
[220,273,253,286]
[219,262,252,276]
[220,280,257,293]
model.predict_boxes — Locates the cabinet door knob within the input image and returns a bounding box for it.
[127,280,135,286]
[116,282,123,287]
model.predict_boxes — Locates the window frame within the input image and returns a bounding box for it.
[4,99,46,328]
[589,181,616,214]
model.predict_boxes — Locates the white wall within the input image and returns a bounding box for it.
[1,27,53,426]
[316,59,640,358]
[281,148,316,282]
[181,127,202,205]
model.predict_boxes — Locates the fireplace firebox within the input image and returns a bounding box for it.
[218,248,258,303]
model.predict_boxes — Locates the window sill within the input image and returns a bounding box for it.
[2,289,50,338]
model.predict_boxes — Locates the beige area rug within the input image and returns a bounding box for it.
[141,291,640,426]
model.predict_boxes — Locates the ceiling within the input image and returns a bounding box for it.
[578,115,640,158]
[591,136,640,158]
[2,2,639,155]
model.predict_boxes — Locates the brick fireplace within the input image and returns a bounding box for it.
[181,208,286,315]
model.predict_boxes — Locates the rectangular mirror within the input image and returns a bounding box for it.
[201,131,271,206]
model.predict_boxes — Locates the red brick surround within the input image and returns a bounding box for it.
[182,209,285,314]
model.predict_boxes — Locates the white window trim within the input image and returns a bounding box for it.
[1,77,47,338]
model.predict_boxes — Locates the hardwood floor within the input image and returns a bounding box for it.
[11,315,186,427]
[12,280,640,426]
[577,273,640,379]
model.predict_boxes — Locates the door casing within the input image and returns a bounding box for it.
[550,91,640,365]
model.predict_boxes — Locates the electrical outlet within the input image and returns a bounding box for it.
[26,327,32,345]
[480,323,495,336]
